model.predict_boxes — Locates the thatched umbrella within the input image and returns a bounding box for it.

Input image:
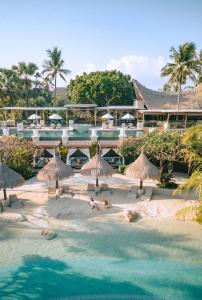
[37,155,74,189]
[0,162,25,200]
[81,153,114,187]
[125,152,160,189]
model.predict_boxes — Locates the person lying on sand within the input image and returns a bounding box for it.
[89,197,100,211]
[101,194,110,209]
[103,200,110,209]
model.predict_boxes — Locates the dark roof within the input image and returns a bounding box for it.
[133,80,202,110]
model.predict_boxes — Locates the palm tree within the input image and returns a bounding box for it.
[12,62,38,108]
[177,124,202,203]
[0,68,21,106]
[161,42,200,109]
[42,47,71,101]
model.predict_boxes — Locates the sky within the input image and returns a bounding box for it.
[0,0,202,90]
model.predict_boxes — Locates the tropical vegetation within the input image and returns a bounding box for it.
[161,42,201,109]
[0,136,40,179]
[67,70,135,106]
[118,131,184,186]
[0,47,70,111]
[176,124,202,223]
[42,47,71,101]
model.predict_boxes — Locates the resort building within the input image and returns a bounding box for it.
[0,80,202,168]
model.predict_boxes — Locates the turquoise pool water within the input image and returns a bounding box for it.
[0,219,202,300]
[16,128,144,141]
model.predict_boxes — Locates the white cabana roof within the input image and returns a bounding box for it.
[121,113,135,120]
[101,113,114,120]
[28,113,41,120]
[49,113,63,120]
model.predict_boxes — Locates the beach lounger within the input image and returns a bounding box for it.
[8,194,24,208]
[9,194,18,202]
[127,187,138,199]
[140,188,153,201]
[87,183,96,196]
[101,183,111,196]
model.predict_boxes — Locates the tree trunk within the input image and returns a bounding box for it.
[56,179,59,189]
[160,160,164,184]
[140,179,143,189]
[3,188,7,200]
[177,82,181,110]
[96,176,99,187]
[54,76,57,102]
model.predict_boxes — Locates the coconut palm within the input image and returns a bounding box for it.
[42,47,71,101]
[12,62,38,108]
[0,68,21,106]
[161,42,200,109]
[177,124,202,202]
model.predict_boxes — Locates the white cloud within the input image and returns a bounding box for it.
[107,55,167,90]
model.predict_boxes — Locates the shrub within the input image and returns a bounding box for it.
[0,136,40,179]
[89,142,98,158]
[59,146,68,163]
[119,164,126,174]
[176,205,198,221]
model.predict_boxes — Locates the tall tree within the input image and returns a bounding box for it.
[161,42,200,109]
[12,62,38,108]
[0,68,22,106]
[67,70,135,106]
[42,47,70,101]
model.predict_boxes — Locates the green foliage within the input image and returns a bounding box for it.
[118,131,183,185]
[59,146,68,163]
[119,164,126,174]
[176,124,202,204]
[67,70,135,106]
[161,42,201,94]
[118,137,143,165]
[157,181,179,189]
[142,131,183,184]
[176,204,202,224]
[0,136,41,179]
[196,206,202,224]
[176,205,198,221]
[42,47,71,100]
[89,142,98,158]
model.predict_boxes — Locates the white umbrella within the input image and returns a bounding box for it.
[49,114,62,120]
[28,113,40,120]
[101,113,114,120]
[121,113,135,120]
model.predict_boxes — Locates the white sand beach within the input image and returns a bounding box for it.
[0,173,198,231]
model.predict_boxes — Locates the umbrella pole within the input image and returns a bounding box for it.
[56,179,59,189]
[140,179,143,189]
[3,188,7,200]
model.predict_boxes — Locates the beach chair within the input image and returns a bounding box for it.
[87,183,96,196]
[101,183,111,196]
[127,187,138,199]
[9,194,24,208]
[9,194,18,203]
[140,188,153,201]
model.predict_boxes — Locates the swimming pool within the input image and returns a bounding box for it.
[0,219,201,300]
